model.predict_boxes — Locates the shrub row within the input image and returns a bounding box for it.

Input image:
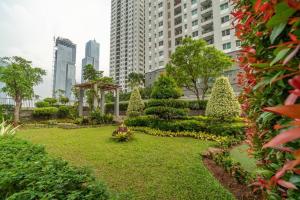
[0,137,109,199]
[132,127,241,147]
[212,152,252,184]
[125,116,246,136]
[147,99,188,109]
[33,106,75,119]
[144,106,189,120]
[105,100,208,113]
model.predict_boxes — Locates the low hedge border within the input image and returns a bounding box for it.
[125,116,246,136]
[131,127,242,147]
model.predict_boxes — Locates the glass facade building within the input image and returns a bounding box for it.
[81,39,100,82]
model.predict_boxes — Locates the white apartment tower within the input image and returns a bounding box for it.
[145,0,240,87]
[109,0,145,92]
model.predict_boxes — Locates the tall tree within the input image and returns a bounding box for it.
[83,64,103,82]
[0,57,46,124]
[127,72,145,89]
[166,38,232,102]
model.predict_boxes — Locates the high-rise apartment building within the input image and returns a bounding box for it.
[0,61,7,99]
[144,0,240,88]
[82,39,100,82]
[52,37,76,100]
[109,0,145,92]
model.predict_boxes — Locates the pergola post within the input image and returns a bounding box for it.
[114,88,119,117]
[78,88,84,117]
[93,84,98,109]
[101,90,105,114]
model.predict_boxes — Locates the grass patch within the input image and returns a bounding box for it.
[230,144,257,173]
[18,127,235,200]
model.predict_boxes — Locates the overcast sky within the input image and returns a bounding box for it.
[0,0,111,98]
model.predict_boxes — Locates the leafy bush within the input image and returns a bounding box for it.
[57,106,71,118]
[90,109,114,125]
[206,77,241,120]
[74,116,90,126]
[33,107,58,119]
[35,101,50,108]
[59,96,69,105]
[147,99,188,109]
[151,74,182,99]
[127,87,145,117]
[212,152,252,184]
[112,124,133,142]
[186,100,207,110]
[43,97,58,106]
[145,106,188,120]
[125,116,245,136]
[0,137,110,199]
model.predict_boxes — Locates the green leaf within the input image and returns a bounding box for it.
[270,23,286,44]
[270,48,290,66]
[267,2,296,28]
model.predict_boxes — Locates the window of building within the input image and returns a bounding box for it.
[159,51,164,56]
[191,9,197,16]
[192,20,198,26]
[223,42,231,50]
[159,21,163,26]
[236,40,241,47]
[159,12,163,17]
[158,2,163,8]
[221,15,230,23]
[159,31,163,36]
[159,41,164,46]
[191,0,197,5]
[222,29,230,36]
[220,2,229,10]
[192,31,198,37]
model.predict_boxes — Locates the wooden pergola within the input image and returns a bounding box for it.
[74,81,121,117]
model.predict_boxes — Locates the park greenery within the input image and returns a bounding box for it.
[1,2,298,197]
[167,37,232,102]
[0,56,46,125]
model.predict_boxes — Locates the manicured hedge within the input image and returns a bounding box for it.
[147,99,188,109]
[0,137,109,199]
[105,100,208,114]
[33,107,58,119]
[144,106,189,120]
[125,116,246,136]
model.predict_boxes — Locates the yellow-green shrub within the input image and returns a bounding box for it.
[127,87,145,117]
[205,77,241,120]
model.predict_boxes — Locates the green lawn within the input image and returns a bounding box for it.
[230,144,257,173]
[18,127,235,200]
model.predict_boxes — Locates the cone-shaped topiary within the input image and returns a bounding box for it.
[151,74,182,99]
[205,76,241,120]
[127,87,145,117]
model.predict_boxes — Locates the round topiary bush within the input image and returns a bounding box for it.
[205,76,241,120]
[151,74,182,99]
[127,87,145,117]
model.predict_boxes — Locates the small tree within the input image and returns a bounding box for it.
[205,76,241,120]
[127,72,145,89]
[0,57,46,125]
[83,64,103,82]
[127,87,145,117]
[166,38,232,103]
[151,74,182,99]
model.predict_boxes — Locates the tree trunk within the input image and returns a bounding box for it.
[14,97,22,126]
[201,78,209,100]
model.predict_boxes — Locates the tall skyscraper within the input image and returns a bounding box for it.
[82,40,100,82]
[109,0,145,92]
[144,0,240,88]
[52,37,76,100]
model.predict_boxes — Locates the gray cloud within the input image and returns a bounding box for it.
[0,0,111,98]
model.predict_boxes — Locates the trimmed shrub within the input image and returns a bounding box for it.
[43,98,58,106]
[145,106,188,120]
[0,137,110,199]
[186,100,207,110]
[57,106,71,118]
[127,87,145,117]
[90,109,114,125]
[147,99,188,109]
[105,102,128,114]
[35,101,50,108]
[59,96,69,105]
[33,107,58,119]
[205,77,241,120]
[125,115,246,136]
[151,74,182,99]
